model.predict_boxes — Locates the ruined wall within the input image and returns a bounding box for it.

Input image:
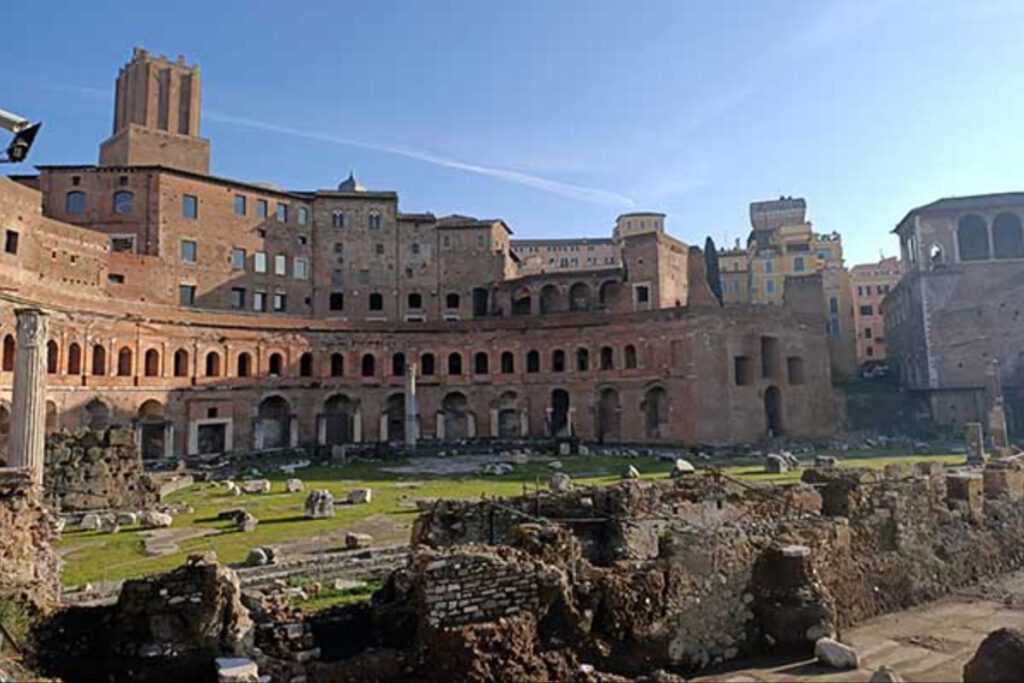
[0,469,59,610]
[44,428,159,511]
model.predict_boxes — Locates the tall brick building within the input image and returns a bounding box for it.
[887,193,1024,434]
[0,49,837,459]
[850,256,902,367]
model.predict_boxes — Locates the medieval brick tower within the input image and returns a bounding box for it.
[98,47,210,174]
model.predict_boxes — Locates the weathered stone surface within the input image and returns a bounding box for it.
[139,510,173,529]
[245,547,269,567]
[345,532,373,549]
[80,512,102,530]
[671,458,695,477]
[240,479,271,495]
[304,489,335,519]
[285,478,304,493]
[237,511,258,532]
[215,657,259,683]
[964,627,1024,683]
[815,637,859,669]
[99,515,120,534]
[115,511,138,526]
[550,472,572,493]
[347,488,373,504]
[0,469,60,609]
[224,481,241,496]
[623,465,640,479]
[868,665,904,682]
[44,429,158,511]
[765,453,789,474]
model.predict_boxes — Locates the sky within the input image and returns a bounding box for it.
[3,0,1024,265]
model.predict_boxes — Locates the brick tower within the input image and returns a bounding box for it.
[98,47,211,174]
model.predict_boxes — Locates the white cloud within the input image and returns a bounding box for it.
[205,111,635,207]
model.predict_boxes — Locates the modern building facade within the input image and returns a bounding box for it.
[850,256,902,367]
[0,49,838,460]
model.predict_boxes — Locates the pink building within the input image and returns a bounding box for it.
[851,256,903,367]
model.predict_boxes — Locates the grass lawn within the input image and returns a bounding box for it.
[57,451,966,589]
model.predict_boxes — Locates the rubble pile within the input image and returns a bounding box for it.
[0,469,59,610]
[43,428,159,511]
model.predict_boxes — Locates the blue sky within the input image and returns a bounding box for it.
[3,0,1024,265]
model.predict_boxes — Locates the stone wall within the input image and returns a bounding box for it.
[44,428,158,511]
[0,469,59,610]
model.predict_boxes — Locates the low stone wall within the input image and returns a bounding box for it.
[0,469,59,610]
[44,428,158,511]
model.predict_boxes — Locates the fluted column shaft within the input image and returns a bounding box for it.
[10,309,48,484]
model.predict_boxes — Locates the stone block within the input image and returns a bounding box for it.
[983,467,1024,501]
[549,472,571,493]
[345,532,373,549]
[304,489,335,518]
[347,488,372,504]
[883,463,910,480]
[240,480,271,494]
[285,478,304,493]
[815,637,859,669]
[216,657,259,683]
[947,472,983,511]
[140,510,173,529]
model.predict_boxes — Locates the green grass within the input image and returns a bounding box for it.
[294,578,384,613]
[57,450,966,588]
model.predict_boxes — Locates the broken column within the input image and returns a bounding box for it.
[406,362,419,448]
[9,308,48,484]
[965,422,986,466]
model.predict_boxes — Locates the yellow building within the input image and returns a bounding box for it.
[733,197,857,380]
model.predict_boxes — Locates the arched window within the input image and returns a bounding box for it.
[268,352,283,376]
[408,292,423,310]
[1,334,14,372]
[117,347,132,376]
[330,353,345,377]
[91,345,106,376]
[446,293,460,309]
[361,353,376,377]
[600,346,614,370]
[113,190,134,214]
[237,352,252,377]
[392,352,406,376]
[526,350,540,373]
[144,349,159,377]
[624,344,638,369]
[173,349,189,377]
[993,213,1024,259]
[67,342,82,375]
[299,352,313,377]
[47,341,59,374]
[421,352,435,376]
[474,351,489,375]
[369,292,384,311]
[957,214,990,261]
[205,351,221,377]
[569,282,593,311]
[500,351,515,374]
[552,349,566,373]
[65,191,86,215]
[576,348,589,372]
[448,352,463,375]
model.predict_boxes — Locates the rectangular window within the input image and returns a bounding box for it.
[110,235,135,253]
[254,251,267,273]
[231,248,246,270]
[108,273,125,284]
[829,297,839,314]
[273,292,286,312]
[331,269,344,287]
[256,199,268,218]
[636,285,650,303]
[368,213,381,230]
[180,239,197,263]
[764,259,773,274]
[297,206,309,225]
[793,256,805,272]
[179,284,196,306]
[297,235,308,246]
[866,345,874,357]
[375,244,384,255]
[230,287,246,309]
[274,254,287,275]
[734,356,753,386]
[182,194,198,219]
[765,279,776,294]
[787,356,806,385]
[860,305,874,316]
[864,327,873,339]
[329,292,344,311]
[253,291,267,312]
[293,257,309,279]
[411,243,420,255]
[276,203,288,222]
[358,269,370,284]
[234,195,246,215]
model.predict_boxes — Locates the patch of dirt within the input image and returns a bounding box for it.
[141,527,220,556]
[274,514,409,555]
[895,634,963,653]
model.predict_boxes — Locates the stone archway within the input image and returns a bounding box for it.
[256,396,291,449]
[137,400,168,461]
[765,385,784,437]
[643,386,668,439]
[442,392,471,441]
[551,389,570,437]
[384,394,405,443]
[324,394,358,445]
[597,387,621,442]
[497,391,521,438]
[85,398,111,431]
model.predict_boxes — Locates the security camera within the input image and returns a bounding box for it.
[0,108,42,164]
